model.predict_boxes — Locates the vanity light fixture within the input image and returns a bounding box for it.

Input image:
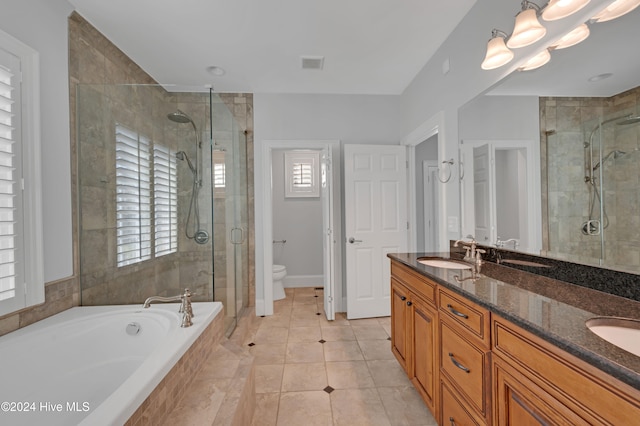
[591,0,640,22]
[481,29,515,70]
[507,1,547,49]
[518,48,551,71]
[550,23,590,49]
[542,0,591,21]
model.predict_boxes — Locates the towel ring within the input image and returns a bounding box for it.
[437,159,455,183]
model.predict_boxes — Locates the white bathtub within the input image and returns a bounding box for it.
[0,302,222,426]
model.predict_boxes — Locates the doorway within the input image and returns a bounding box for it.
[259,140,341,317]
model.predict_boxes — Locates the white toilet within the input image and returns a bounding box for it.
[272,264,287,300]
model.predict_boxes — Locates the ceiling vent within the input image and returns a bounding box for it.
[301,56,324,70]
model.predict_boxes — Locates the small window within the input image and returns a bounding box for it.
[285,151,319,198]
[115,124,152,267]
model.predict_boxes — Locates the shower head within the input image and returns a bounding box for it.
[167,110,194,124]
[176,151,196,174]
[593,149,626,171]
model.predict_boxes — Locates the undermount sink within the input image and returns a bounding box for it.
[417,258,472,270]
[586,317,640,357]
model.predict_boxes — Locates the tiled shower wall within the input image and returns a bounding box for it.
[69,13,254,306]
[540,85,640,272]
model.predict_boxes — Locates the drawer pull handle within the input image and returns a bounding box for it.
[400,296,406,301]
[447,304,468,319]
[449,417,456,426]
[448,352,470,373]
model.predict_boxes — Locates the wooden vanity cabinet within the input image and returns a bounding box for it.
[438,286,492,425]
[390,264,438,418]
[492,315,640,426]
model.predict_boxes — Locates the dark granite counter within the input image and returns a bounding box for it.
[388,252,640,391]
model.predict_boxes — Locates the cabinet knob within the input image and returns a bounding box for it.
[449,417,456,426]
[400,296,406,301]
[406,301,412,306]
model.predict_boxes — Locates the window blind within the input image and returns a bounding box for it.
[115,124,151,267]
[292,162,313,188]
[0,60,19,303]
[213,151,225,196]
[153,144,177,257]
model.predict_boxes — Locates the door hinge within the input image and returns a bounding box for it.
[407,222,410,230]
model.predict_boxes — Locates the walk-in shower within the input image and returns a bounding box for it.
[168,109,209,244]
[582,114,640,236]
[77,84,251,336]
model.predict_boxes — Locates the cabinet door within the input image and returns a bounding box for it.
[411,295,437,415]
[391,279,409,371]
[493,356,588,426]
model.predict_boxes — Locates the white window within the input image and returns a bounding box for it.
[0,30,44,316]
[153,144,178,257]
[213,150,225,197]
[115,124,151,267]
[285,150,320,198]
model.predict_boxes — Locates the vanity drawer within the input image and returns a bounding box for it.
[439,286,490,347]
[440,319,491,419]
[441,378,484,426]
[391,262,436,304]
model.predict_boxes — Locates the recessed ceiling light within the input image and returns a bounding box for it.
[588,73,613,82]
[206,66,226,76]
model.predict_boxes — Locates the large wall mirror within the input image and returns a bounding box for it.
[458,7,640,274]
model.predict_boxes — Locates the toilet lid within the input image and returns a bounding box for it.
[273,264,286,273]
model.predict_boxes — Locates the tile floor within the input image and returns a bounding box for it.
[244,287,437,426]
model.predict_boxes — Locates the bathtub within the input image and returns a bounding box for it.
[0,301,222,426]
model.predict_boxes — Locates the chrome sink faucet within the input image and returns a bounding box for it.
[496,237,518,250]
[143,288,194,327]
[454,235,485,267]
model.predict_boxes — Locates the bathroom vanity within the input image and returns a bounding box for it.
[388,252,640,426]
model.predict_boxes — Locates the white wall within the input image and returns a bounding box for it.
[272,149,323,276]
[0,1,74,282]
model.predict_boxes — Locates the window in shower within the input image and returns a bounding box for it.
[153,144,178,257]
[115,123,152,267]
[0,31,44,315]
[213,150,225,197]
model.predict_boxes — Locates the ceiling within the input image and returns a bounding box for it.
[487,7,640,98]
[67,0,477,95]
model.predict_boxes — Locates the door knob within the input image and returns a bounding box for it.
[348,237,362,244]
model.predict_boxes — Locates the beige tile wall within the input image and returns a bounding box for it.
[540,86,640,271]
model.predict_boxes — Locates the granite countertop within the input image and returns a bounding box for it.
[388,252,640,391]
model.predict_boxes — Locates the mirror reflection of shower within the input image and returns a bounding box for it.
[168,109,209,244]
[582,114,640,236]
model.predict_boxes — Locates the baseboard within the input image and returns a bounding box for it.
[283,275,324,288]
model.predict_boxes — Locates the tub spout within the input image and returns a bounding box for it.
[143,288,195,328]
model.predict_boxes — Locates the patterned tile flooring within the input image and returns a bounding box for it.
[245,287,437,426]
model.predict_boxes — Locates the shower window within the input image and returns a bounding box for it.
[213,151,226,197]
[115,123,152,267]
[153,144,178,257]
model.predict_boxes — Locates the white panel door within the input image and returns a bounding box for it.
[473,144,493,244]
[345,144,408,319]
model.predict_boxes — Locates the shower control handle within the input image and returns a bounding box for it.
[348,237,363,244]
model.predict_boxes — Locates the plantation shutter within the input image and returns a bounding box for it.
[115,124,151,266]
[0,48,24,312]
[153,144,177,257]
